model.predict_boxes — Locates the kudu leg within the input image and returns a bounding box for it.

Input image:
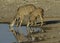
[40,15,45,32]
[9,19,16,32]
[40,15,43,26]
[26,21,30,34]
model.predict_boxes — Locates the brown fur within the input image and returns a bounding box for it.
[16,4,36,27]
[28,7,44,26]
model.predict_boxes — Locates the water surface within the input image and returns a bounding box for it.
[0,24,41,43]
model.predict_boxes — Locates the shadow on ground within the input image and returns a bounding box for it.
[37,20,60,30]
[44,20,60,25]
[37,20,60,25]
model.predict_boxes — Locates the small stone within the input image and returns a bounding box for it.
[39,37,43,40]
[59,32,60,34]
[51,35,56,38]
[58,40,60,42]
[31,37,35,41]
